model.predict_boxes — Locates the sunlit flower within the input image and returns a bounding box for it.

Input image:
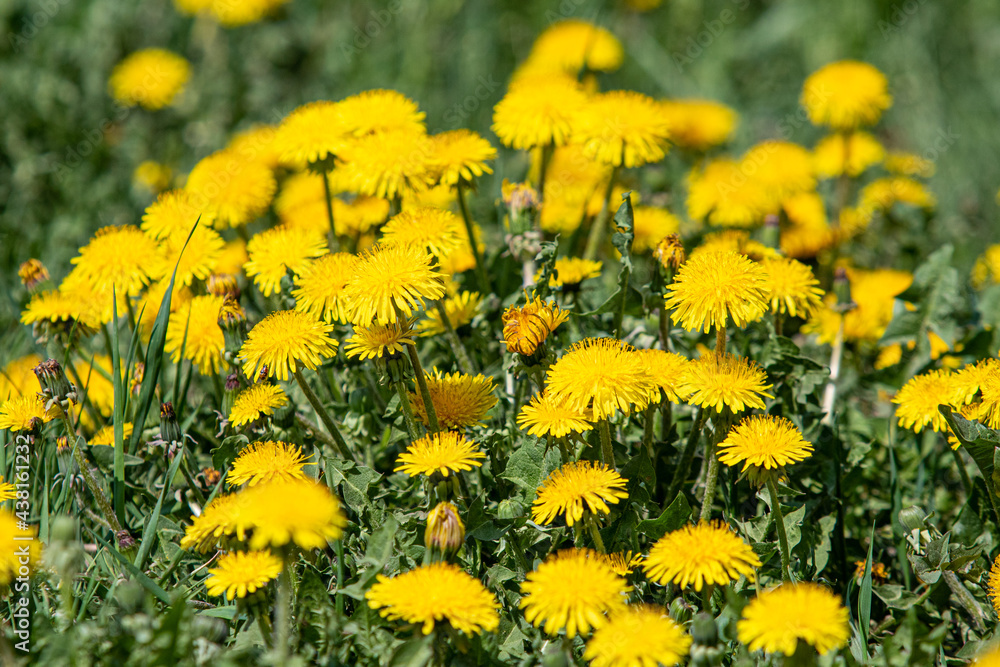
[885,152,934,178]
[0,478,15,502]
[517,392,593,439]
[893,369,960,434]
[972,245,1000,289]
[216,238,249,276]
[141,190,203,240]
[164,294,226,375]
[339,128,435,200]
[133,160,173,193]
[813,131,885,179]
[546,338,654,421]
[205,550,282,600]
[109,48,190,110]
[338,89,427,138]
[738,583,849,655]
[0,355,41,402]
[573,91,671,168]
[988,553,1000,615]
[179,492,244,552]
[418,291,482,336]
[532,460,628,527]
[0,510,41,586]
[760,257,825,319]
[228,440,311,487]
[21,289,101,337]
[245,225,328,297]
[235,478,347,550]
[636,349,690,404]
[802,60,892,130]
[804,268,912,344]
[381,207,464,258]
[691,230,777,263]
[156,224,225,287]
[718,415,814,481]
[644,521,759,591]
[90,423,134,446]
[430,129,496,186]
[584,605,692,667]
[425,502,465,553]
[409,370,498,430]
[679,353,773,414]
[742,140,816,201]
[660,99,737,152]
[630,207,682,254]
[665,250,770,334]
[520,19,623,75]
[229,384,289,429]
[973,647,1000,667]
[542,257,603,290]
[292,253,360,324]
[859,177,936,213]
[343,243,447,325]
[273,101,349,169]
[70,226,163,298]
[185,149,277,228]
[492,73,588,150]
[0,394,52,432]
[686,158,774,227]
[366,562,500,635]
[395,431,486,478]
[227,123,282,170]
[502,297,569,356]
[345,321,415,361]
[238,310,338,382]
[520,549,629,638]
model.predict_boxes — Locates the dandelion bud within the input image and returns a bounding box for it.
[207,273,240,299]
[18,259,49,291]
[898,505,926,532]
[496,498,524,521]
[56,435,70,454]
[653,234,686,272]
[116,529,136,551]
[501,180,540,235]
[160,401,182,444]
[202,467,221,487]
[690,612,719,646]
[669,597,694,625]
[33,359,77,412]
[425,501,465,555]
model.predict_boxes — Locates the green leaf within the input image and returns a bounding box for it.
[636,493,691,541]
[858,520,875,654]
[940,405,1000,495]
[134,441,187,571]
[325,457,382,516]
[110,287,126,525]
[88,529,171,604]
[499,437,546,493]
[388,634,434,667]
[212,434,248,471]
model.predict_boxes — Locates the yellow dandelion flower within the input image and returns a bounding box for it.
[197,0,291,26]
[109,48,190,110]
[679,354,774,414]
[532,460,628,527]
[742,140,816,200]
[337,89,427,138]
[244,225,328,297]
[502,297,569,356]
[227,123,282,170]
[686,158,775,227]
[492,73,588,150]
[156,224,225,287]
[691,230,778,263]
[637,349,690,404]
[893,369,959,434]
[238,310,338,382]
[381,207,464,258]
[814,131,885,179]
[598,551,644,577]
[205,550,282,601]
[273,101,350,169]
[184,149,277,228]
[738,583,849,655]
[409,370,498,430]
[70,225,163,298]
[517,392,593,438]
[584,605,692,667]
[661,98,737,152]
[73,356,116,421]
[366,562,500,635]
[802,60,892,130]
[630,207,681,254]
[644,521,760,591]
[0,355,41,401]
[429,129,496,186]
[229,384,288,429]
[0,509,41,586]
[520,548,629,638]
[418,291,482,337]
[573,91,671,168]
[133,160,173,193]
[227,440,311,487]
[21,289,101,337]
[875,344,904,370]
[343,243,447,325]
[216,238,249,276]
[542,257,603,290]
[345,321,415,361]
[546,338,654,421]
[781,191,836,258]
[179,492,243,552]
[760,257,825,319]
[236,478,347,550]
[665,250,770,334]
[0,394,52,432]
[90,423,134,446]
[521,20,623,75]
[972,245,1000,289]
[339,128,435,200]
[395,431,486,478]
[141,190,202,240]
[974,648,1000,667]
[291,253,359,324]
[425,501,465,552]
[0,477,15,502]
[885,151,935,178]
[859,177,936,212]
[987,553,1000,615]
[718,415,814,478]
[164,295,226,375]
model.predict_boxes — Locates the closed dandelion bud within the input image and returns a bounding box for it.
[669,597,694,624]
[222,372,241,419]
[56,435,70,455]
[202,467,221,487]
[425,501,465,555]
[898,505,926,532]
[691,612,719,646]
[207,273,240,299]
[218,296,247,359]
[496,498,524,520]
[160,402,182,444]
[502,180,540,235]
[33,359,77,412]
[18,259,49,292]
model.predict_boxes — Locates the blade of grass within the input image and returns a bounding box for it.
[88,528,172,604]
[134,442,187,571]
[111,286,126,525]
[858,520,875,655]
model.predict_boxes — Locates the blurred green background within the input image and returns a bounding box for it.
[2,0,998,353]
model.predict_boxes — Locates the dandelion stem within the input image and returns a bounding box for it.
[293,369,353,461]
[456,180,491,295]
[699,443,720,523]
[599,419,615,470]
[335,537,345,618]
[393,304,440,433]
[715,326,726,359]
[642,404,656,458]
[667,408,704,503]
[583,166,619,261]
[584,513,606,554]
[821,317,845,426]
[321,168,339,252]
[658,307,671,352]
[434,300,476,374]
[275,559,293,662]
[766,477,792,582]
[393,378,421,441]
[60,411,124,537]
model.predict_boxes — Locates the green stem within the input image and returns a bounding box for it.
[766,477,792,582]
[293,369,353,461]
[667,408,704,503]
[658,307,671,351]
[434,301,476,374]
[456,181,491,295]
[612,263,632,340]
[393,304,440,433]
[642,405,656,458]
[335,538,345,618]
[61,412,124,536]
[276,559,293,662]
[393,378,421,441]
[599,419,615,470]
[583,166,619,261]
[715,326,726,359]
[584,513,606,553]
[950,447,973,498]
[699,441,720,523]
[321,169,339,252]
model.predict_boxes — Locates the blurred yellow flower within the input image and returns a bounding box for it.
[109,48,190,110]
[185,149,277,228]
[738,583,849,655]
[661,99,737,152]
[801,60,892,130]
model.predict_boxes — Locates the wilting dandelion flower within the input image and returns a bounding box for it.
[227,441,311,487]
[229,384,288,429]
[532,460,628,527]
[802,60,892,130]
[395,431,486,478]
[584,606,692,667]
[502,297,569,356]
[238,310,338,382]
[665,250,770,334]
[409,370,497,430]
[679,354,773,414]
[644,521,760,591]
[519,548,629,637]
[205,550,282,600]
[109,48,190,110]
[546,338,654,421]
[738,583,849,655]
[366,562,500,635]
